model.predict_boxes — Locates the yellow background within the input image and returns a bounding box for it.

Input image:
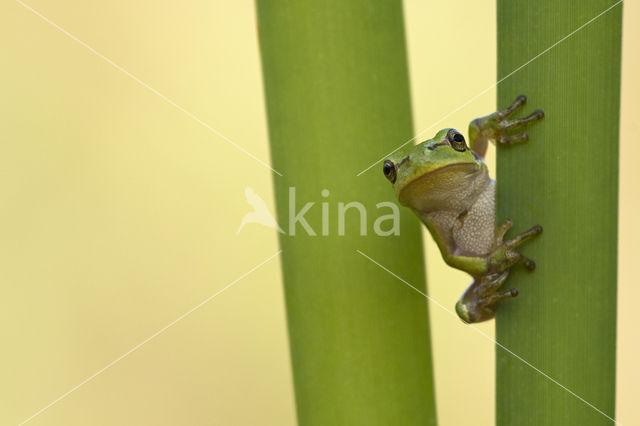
[0,1,636,425]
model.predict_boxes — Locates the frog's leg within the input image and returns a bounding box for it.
[422,215,490,276]
[442,252,489,277]
[489,219,542,273]
[468,95,544,158]
[422,214,540,278]
[454,220,542,323]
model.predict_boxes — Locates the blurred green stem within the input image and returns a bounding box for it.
[256,1,436,425]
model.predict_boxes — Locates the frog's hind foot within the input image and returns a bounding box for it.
[456,271,519,323]
[489,219,542,274]
[457,219,542,323]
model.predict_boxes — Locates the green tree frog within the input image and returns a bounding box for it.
[383,95,544,323]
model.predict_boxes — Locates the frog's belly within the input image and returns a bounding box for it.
[454,181,495,256]
[427,181,495,257]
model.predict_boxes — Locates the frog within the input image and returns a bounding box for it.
[382,95,544,323]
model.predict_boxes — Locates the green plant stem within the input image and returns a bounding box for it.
[496,1,622,425]
[256,1,436,425]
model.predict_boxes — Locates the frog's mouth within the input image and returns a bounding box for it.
[397,163,483,212]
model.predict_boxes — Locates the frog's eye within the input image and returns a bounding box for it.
[447,130,467,152]
[383,160,397,183]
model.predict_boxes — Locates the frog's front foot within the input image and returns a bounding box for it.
[489,219,542,274]
[456,271,519,323]
[470,95,544,148]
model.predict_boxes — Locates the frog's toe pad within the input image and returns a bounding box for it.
[521,256,536,271]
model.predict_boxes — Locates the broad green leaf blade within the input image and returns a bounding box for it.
[256,1,436,425]
[496,1,622,425]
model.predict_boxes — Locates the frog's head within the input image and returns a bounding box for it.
[382,128,485,212]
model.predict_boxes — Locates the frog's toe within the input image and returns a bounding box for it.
[501,109,545,131]
[506,224,543,248]
[482,287,519,306]
[520,255,536,271]
[496,218,514,241]
[499,94,527,118]
[499,133,529,145]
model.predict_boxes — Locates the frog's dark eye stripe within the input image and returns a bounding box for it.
[427,142,448,151]
[382,160,397,183]
[398,156,410,167]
